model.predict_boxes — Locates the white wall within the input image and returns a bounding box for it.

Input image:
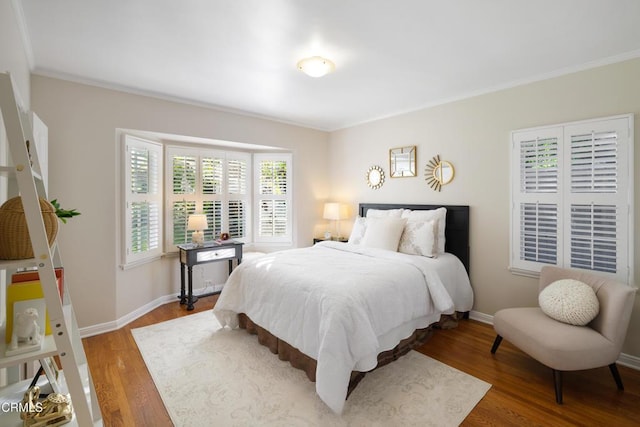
[31,75,330,329]
[329,58,640,358]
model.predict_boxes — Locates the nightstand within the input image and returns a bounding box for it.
[177,241,243,310]
[313,237,348,244]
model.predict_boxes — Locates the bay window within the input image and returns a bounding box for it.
[122,133,292,267]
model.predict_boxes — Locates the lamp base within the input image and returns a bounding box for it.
[192,230,204,246]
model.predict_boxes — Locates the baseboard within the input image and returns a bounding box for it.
[79,293,177,338]
[466,310,640,371]
[79,284,218,338]
[617,353,640,370]
[468,310,493,324]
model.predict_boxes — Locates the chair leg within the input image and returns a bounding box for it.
[490,335,503,354]
[553,370,563,404]
[609,363,624,390]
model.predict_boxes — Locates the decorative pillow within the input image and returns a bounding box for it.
[538,279,600,326]
[361,217,407,252]
[366,208,406,219]
[401,208,447,253]
[398,219,438,257]
[348,216,367,244]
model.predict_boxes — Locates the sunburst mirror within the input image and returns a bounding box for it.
[424,155,455,192]
[366,165,385,189]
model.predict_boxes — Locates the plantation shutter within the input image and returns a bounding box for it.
[227,156,249,239]
[170,154,198,245]
[201,155,224,241]
[165,148,251,249]
[123,136,163,265]
[520,203,558,265]
[511,127,562,273]
[511,115,632,283]
[254,153,292,243]
[563,119,630,280]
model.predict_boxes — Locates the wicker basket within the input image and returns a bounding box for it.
[0,196,58,260]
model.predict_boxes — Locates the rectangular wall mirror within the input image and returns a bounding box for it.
[389,145,416,178]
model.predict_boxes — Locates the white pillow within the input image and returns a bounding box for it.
[361,217,407,252]
[366,208,405,219]
[348,216,367,244]
[398,219,438,257]
[538,279,600,326]
[401,208,447,253]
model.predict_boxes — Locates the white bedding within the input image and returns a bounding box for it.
[213,241,473,414]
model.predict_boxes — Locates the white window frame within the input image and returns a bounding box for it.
[120,133,294,267]
[122,135,164,267]
[164,146,252,252]
[254,152,293,244]
[510,114,634,284]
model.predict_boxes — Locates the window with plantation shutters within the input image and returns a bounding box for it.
[255,153,292,243]
[511,115,633,284]
[122,133,294,264]
[123,135,163,266]
[165,147,251,250]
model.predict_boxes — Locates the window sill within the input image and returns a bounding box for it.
[119,254,164,270]
[508,266,540,279]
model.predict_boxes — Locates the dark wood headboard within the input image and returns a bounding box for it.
[359,203,470,274]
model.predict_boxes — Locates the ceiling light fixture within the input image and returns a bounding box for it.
[297,56,335,78]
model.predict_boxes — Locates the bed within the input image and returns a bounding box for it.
[213,203,472,414]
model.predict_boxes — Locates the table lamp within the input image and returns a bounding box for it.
[187,214,208,246]
[323,203,349,240]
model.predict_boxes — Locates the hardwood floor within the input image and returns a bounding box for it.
[83,296,640,426]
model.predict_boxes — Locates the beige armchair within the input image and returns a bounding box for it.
[491,266,636,403]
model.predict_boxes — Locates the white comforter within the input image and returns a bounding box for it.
[213,241,473,414]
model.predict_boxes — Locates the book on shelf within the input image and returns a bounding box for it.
[11,267,64,297]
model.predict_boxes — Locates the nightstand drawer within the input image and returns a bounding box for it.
[313,238,348,244]
[196,247,236,263]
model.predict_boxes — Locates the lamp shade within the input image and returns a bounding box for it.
[187,214,208,231]
[323,203,349,220]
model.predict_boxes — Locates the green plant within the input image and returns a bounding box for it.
[50,199,81,223]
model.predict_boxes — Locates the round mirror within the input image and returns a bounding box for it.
[424,155,455,192]
[366,165,385,189]
[434,161,454,185]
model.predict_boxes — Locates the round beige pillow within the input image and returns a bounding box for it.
[538,279,599,326]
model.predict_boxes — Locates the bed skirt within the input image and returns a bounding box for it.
[237,312,465,397]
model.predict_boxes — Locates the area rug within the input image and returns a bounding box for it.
[132,311,491,426]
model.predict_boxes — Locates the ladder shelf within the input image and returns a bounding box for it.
[0,72,102,425]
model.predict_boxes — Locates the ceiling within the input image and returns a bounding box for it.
[17,0,640,131]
